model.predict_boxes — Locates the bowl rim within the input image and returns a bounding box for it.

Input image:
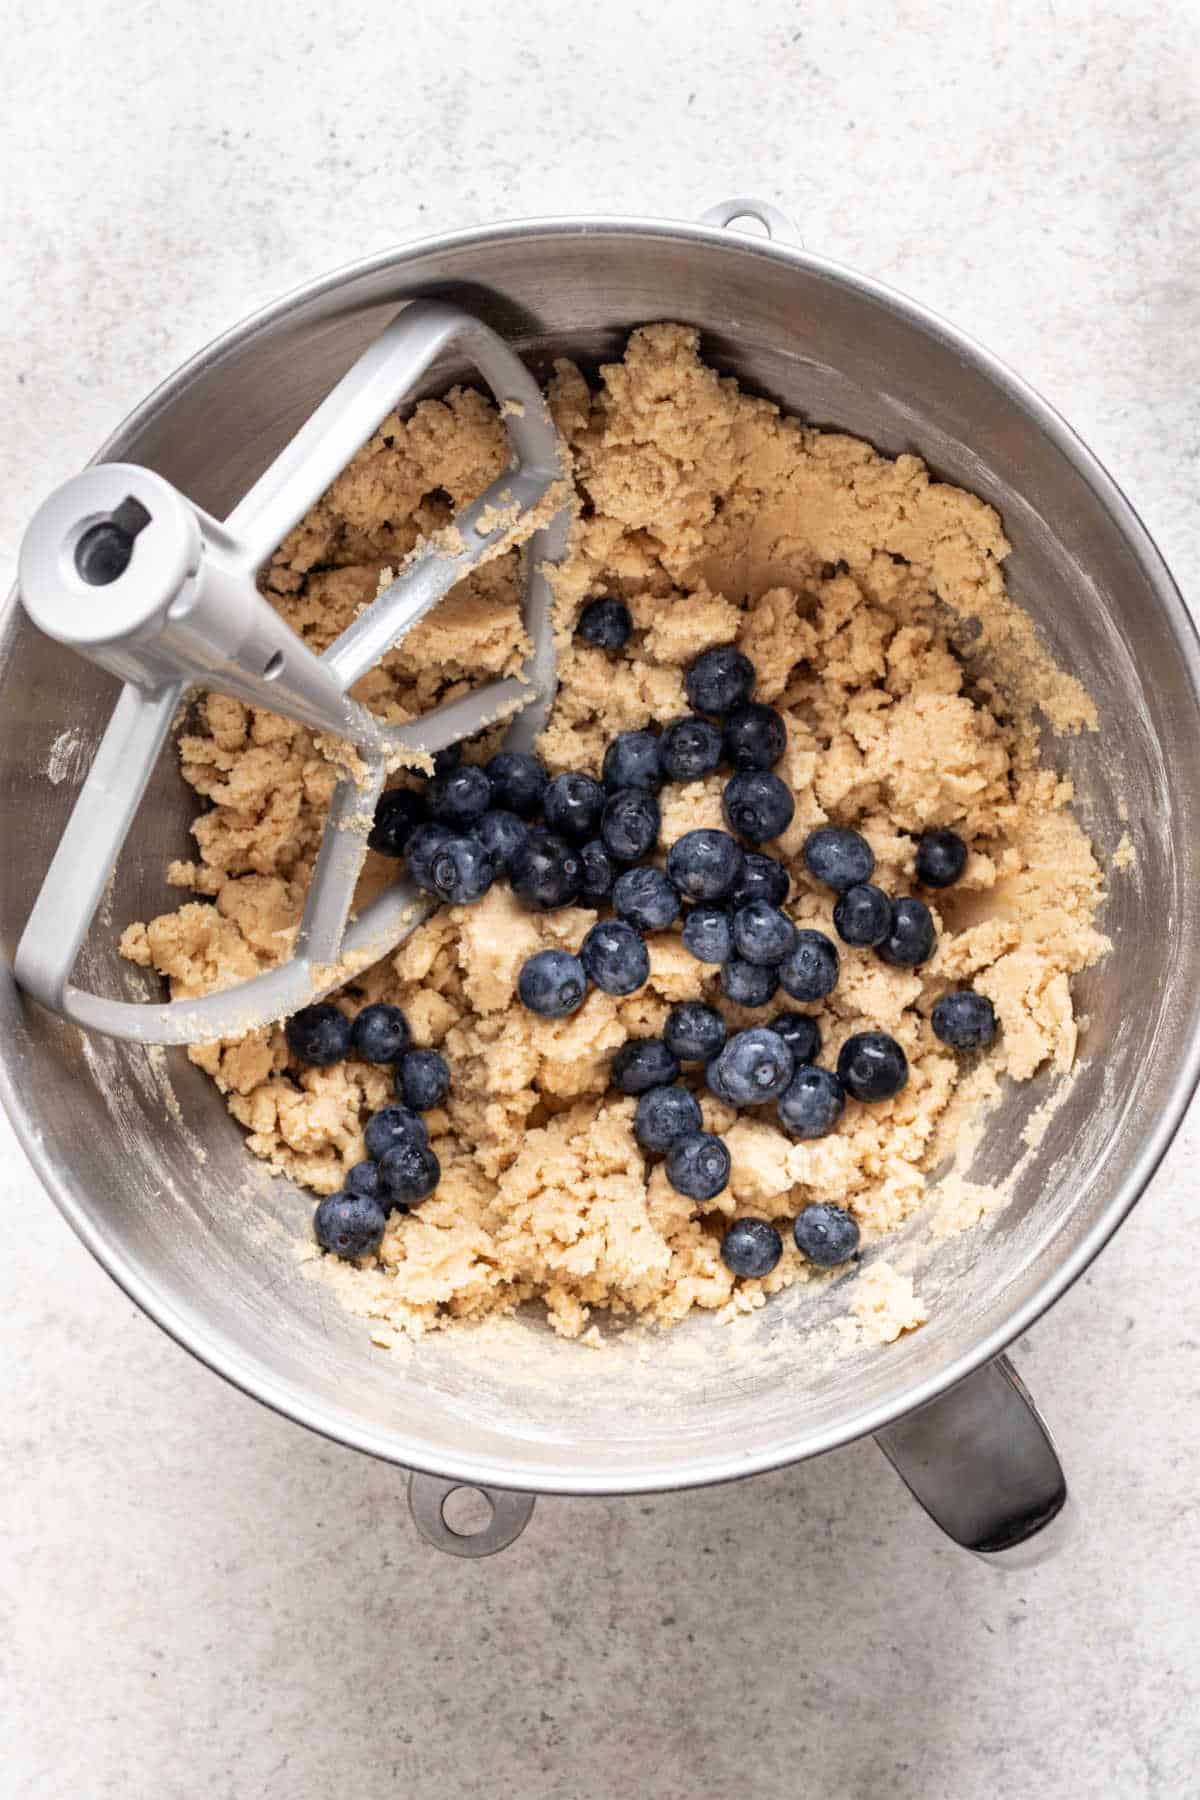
[4,209,1200,1496]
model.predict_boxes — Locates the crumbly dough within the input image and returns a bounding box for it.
[123,325,1110,1343]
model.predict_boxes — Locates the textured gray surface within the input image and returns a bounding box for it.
[2,3,1198,1796]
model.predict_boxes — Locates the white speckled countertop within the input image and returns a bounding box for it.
[3,4,1198,1794]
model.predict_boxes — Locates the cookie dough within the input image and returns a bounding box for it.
[122,325,1109,1342]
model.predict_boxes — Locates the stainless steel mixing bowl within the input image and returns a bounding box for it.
[4,202,1198,1559]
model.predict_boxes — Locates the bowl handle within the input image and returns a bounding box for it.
[699,196,798,243]
[408,1472,536,1558]
[875,1354,1071,1566]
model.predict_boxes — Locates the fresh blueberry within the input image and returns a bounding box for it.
[612,866,680,932]
[543,770,606,842]
[685,645,755,717]
[802,826,875,892]
[404,821,455,889]
[723,770,795,844]
[286,1003,353,1067]
[579,838,617,902]
[363,1104,428,1163]
[429,743,462,779]
[314,1192,387,1259]
[602,730,663,794]
[729,851,790,911]
[581,920,650,996]
[877,896,936,967]
[612,1038,680,1095]
[931,990,997,1050]
[666,828,745,901]
[720,1217,782,1278]
[777,1066,845,1139]
[837,1031,909,1102]
[666,1132,731,1201]
[793,1203,860,1266]
[517,948,588,1017]
[767,1011,822,1067]
[510,829,583,909]
[472,808,529,874]
[427,763,492,827]
[634,1084,703,1154]
[378,1138,441,1207]
[714,1026,794,1106]
[577,596,632,649]
[350,1002,410,1065]
[732,900,798,966]
[681,905,732,964]
[720,959,779,1008]
[833,883,893,948]
[723,703,787,771]
[659,715,724,782]
[601,788,660,863]
[368,787,426,857]
[395,1048,451,1111]
[345,1160,381,1200]
[779,930,840,1002]
[916,828,968,888]
[663,1002,727,1063]
[706,1054,737,1105]
[419,833,495,905]
[485,750,547,818]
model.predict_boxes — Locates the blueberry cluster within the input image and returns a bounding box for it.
[286,1001,448,1260]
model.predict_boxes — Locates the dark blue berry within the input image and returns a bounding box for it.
[579,838,617,902]
[723,771,795,844]
[286,1003,353,1067]
[724,703,787,771]
[378,1138,440,1206]
[486,750,547,818]
[659,715,724,782]
[612,866,680,932]
[517,948,588,1017]
[612,1038,679,1095]
[779,930,839,1002]
[802,826,875,892]
[602,730,663,794]
[837,1031,909,1102]
[793,1203,860,1265]
[720,959,779,1008]
[581,920,650,995]
[405,821,454,889]
[720,1217,782,1278]
[430,744,462,778]
[314,1192,387,1259]
[714,1026,794,1106]
[543,771,605,842]
[510,830,583,909]
[663,1002,727,1063]
[427,764,492,827]
[768,1012,822,1066]
[577,596,632,649]
[634,1084,703,1153]
[685,645,755,717]
[833,883,892,948]
[368,787,426,857]
[363,1104,428,1162]
[877,896,936,967]
[682,905,732,964]
[351,1002,410,1065]
[777,1066,844,1138]
[472,808,529,874]
[601,788,660,863]
[916,829,968,888]
[706,1054,736,1104]
[666,1132,731,1201]
[732,900,797,966]
[421,833,495,904]
[345,1160,381,1199]
[395,1048,451,1111]
[931,990,997,1050]
[667,828,745,901]
[729,851,790,910]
